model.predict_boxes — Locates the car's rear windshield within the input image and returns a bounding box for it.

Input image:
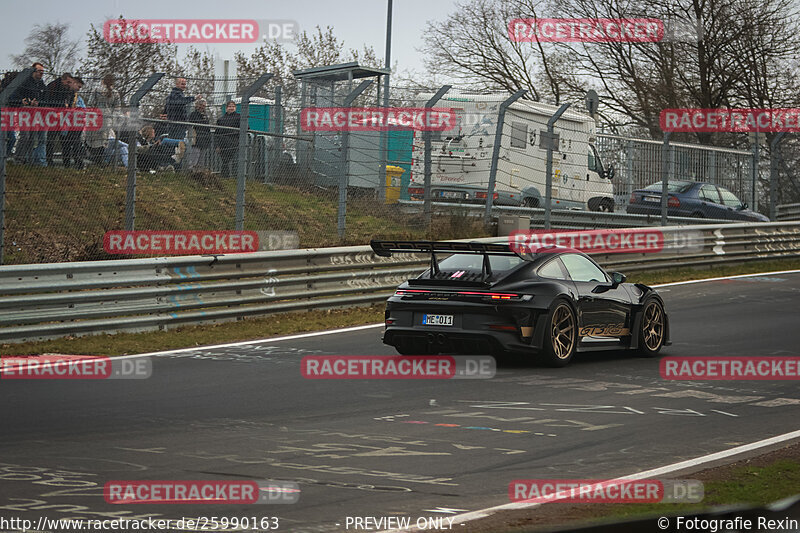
[643,181,694,193]
[437,254,525,272]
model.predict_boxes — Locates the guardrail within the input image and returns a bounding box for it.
[776,203,800,221]
[2,222,799,343]
[396,200,732,228]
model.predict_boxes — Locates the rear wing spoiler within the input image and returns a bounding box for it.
[370,240,521,286]
[369,240,518,257]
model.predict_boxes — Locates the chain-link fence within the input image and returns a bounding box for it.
[0,64,777,265]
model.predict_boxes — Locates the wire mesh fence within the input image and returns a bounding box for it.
[0,66,776,265]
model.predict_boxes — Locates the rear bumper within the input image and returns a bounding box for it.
[383,327,539,355]
[383,300,546,354]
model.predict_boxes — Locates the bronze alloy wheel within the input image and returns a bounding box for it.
[642,301,665,351]
[551,304,576,360]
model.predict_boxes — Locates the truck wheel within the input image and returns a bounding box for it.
[599,198,615,212]
[523,197,539,208]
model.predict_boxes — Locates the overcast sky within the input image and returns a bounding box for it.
[0,0,457,75]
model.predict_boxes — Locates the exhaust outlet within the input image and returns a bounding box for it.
[437,333,447,345]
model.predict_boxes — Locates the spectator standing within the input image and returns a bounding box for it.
[165,77,200,141]
[44,72,75,165]
[215,101,241,177]
[1,71,20,160]
[62,76,86,168]
[10,63,47,166]
[86,74,121,164]
[186,98,211,169]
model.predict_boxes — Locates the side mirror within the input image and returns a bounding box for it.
[740,202,748,210]
[611,271,626,287]
[605,164,615,180]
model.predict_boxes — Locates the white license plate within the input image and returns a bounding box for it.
[422,314,453,326]
[439,191,463,199]
[644,195,660,203]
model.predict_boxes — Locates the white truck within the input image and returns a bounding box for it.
[408,94,616,211]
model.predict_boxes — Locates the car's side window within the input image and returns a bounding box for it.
[699,185,720,203]
[561,254,608,283]
[718,187,742,207]
[538,257,567,280]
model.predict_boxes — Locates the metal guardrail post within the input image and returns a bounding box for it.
[125,73,164,232]
[543,102,570,230]
[486,90,527,228]
[236,73,273,231]
[423,85,451,227]
[337,80,373,239]
[770,133,785,221]
[660,131,672,226]
[0,67,33,266]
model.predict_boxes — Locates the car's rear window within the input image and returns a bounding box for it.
[643,181,694,193]
[438,254,524,272]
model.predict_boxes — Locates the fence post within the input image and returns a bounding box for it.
[486,90,527,228]
[125,73,164,232]
[0,67,34,265]
[543,102,570,230]
[770,132,786,221]
[660,131,672,226]
[752,132,760,212]
[338,80,373,239]
[423,85,451,226]
[235,73,273,231]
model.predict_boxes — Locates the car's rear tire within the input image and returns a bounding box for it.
[540,301,578,367]
[635,299,666,357]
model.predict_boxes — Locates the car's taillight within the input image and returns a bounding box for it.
[385,318,395,325]
[408,187,424,195]
[475,192,499,200]
[629,193,636,204]
[668,196,680,207]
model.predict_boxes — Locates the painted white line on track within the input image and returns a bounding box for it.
[2,269,799,374]
[378,428,800,532]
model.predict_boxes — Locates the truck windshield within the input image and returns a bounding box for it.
[588,145,604,174]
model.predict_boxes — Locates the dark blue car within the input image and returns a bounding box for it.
[626,181,769,222]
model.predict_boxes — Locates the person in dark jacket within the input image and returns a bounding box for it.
[1,71,20,159]
[215,101,240,177]
[164,77,200,140]
[11,63,47,165]
[186,98,211,169]
[44,72,75,165]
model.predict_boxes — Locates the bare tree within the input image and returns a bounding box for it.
[420,0,571,103]
[80,18,176,105]
[10,22,80,75]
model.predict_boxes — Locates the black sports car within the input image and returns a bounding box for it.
[370,240,670,367]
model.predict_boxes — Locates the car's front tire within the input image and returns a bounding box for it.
[541,301,578,367]
[635,299,666,357]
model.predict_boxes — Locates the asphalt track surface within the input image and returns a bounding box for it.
[1,272,800,533]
